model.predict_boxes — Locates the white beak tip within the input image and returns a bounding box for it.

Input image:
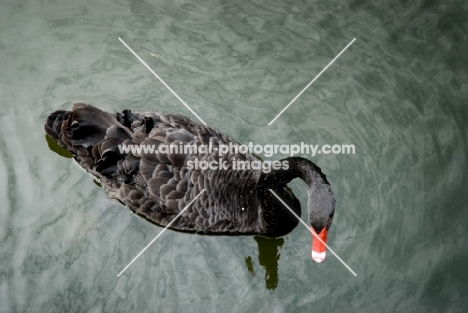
[312,251,326,263]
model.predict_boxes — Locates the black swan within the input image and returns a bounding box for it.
[44,103,335,263]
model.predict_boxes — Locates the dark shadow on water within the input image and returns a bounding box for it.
[245,236,284,290]
[245,256,255,275]
[45,135,72,158]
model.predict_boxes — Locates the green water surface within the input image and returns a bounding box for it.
[1,0,467,312]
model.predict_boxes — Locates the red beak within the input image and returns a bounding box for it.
[311,226,328,263]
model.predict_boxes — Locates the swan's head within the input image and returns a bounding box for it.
[307,182,335,263]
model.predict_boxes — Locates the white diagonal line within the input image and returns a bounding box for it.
[117,189,206,277]
[267,38,356,125]
[268,189,357,276]
[118,37,207,125]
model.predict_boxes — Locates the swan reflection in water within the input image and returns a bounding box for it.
[246,236,284,290]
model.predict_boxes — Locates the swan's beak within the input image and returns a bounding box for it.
[311,227,328,263]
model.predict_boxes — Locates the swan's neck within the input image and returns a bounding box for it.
[260,157,328,188]
[257,157,329,236]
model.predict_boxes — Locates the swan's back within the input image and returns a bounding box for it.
[45,103,264,234]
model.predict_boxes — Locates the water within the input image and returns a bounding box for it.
[1,0,468,312]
